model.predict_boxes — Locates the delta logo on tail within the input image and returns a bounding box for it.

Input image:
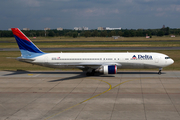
[131,55,153,60]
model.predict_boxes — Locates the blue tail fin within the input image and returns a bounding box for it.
[11,28,44,58]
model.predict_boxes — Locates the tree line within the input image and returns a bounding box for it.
[0,27,180,38]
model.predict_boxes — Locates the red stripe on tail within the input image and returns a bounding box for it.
[11,28,31,42]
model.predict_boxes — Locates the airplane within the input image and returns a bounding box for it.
[11,28,174,75]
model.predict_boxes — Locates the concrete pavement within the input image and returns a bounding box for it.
[0,70,180,120]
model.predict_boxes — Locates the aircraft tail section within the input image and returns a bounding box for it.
[11,28,44,58]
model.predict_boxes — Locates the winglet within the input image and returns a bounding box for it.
[11,28,44,57]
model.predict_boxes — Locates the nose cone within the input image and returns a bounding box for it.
[169,59,174,65]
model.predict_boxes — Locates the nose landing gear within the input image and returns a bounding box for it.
[158,68,162,75]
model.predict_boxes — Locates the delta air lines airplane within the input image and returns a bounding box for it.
[11,28,174,75]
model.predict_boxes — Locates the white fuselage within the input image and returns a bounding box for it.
[25,52,174,70]
[12,28,174,75]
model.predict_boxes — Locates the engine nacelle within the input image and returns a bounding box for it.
[96,65,117,74]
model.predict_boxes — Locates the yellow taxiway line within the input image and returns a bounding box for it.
[44,78,137,120]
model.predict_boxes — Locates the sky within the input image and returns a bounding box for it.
[0,0,180,30]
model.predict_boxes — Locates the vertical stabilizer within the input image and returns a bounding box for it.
[11,28,44,58]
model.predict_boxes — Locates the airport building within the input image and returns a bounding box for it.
[74,27,79,30]
[106,27,121,30]
[97,27,104,30]
[74,27,89,30]
[44,28,51,30]
[83,27,89,30]
[98,27,121,30]
[57,27,63,31]
[23,28,30,31]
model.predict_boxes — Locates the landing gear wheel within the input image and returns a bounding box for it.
[86,72,91,76]
[86,69,95,76]
[158,68,163,75]
[91,69,95,76]
[158,70,161,75]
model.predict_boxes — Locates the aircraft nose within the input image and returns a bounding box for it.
[170,59,174,64]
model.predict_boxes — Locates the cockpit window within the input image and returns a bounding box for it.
[165,57,170,59]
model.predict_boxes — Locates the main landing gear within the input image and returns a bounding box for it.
[86,69,95,76]
[158,68,162,75]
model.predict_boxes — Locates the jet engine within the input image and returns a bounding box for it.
[96,65,117,74]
